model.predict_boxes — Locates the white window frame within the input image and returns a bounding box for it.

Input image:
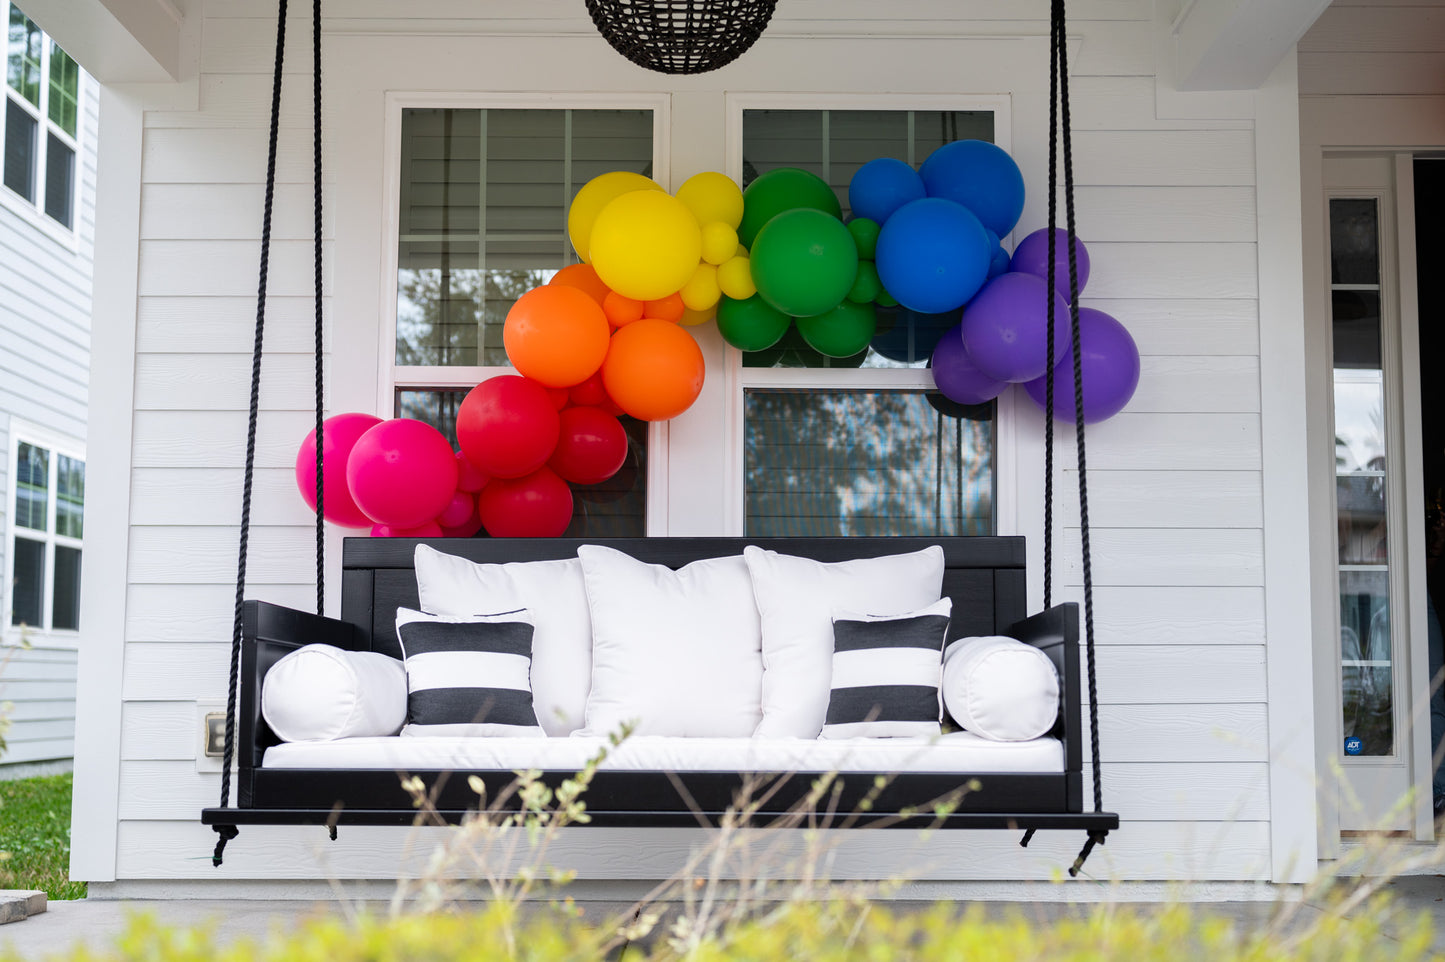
[0,1,83,250]
[4,419,84,649]
[721,93,1018,537]
[380,92,671,534]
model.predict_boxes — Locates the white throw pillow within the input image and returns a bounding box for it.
[577,544,763,737]
[261,644,407,742]
[414,544,590,736]
[941,635,1060,741]
[395,607,544,737]
[821,598,952,739]
[745,545,946,739]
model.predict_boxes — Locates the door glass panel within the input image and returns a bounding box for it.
[1330,197,1394,757]
[744,389,993,537]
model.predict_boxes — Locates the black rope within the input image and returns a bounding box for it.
[1049,0,1104,817]
[1042,5,1059,611]
[312,0,325,617]
[213,0,292,869]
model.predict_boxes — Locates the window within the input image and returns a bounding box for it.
[735,104,1000,537]
[3,3,79,230]
[6,428,84,635]
[391,103,658,535]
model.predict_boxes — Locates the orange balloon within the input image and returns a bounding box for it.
[503,286,610,388]
[644,292,686,323]
[549,264,611,306]
[601,319,705,421]
[603,291,644,328]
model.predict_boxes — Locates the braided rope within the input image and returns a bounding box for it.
[213,0,291,869]
[312,0,325,617]
[1043,7,1060,610]
[1052,0,1104,815]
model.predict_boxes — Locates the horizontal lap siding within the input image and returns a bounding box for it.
[114,0,1271,883]
[0,647,79,766]
[1299,3,1445,95]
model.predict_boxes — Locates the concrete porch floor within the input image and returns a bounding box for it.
[2,876,1443,960]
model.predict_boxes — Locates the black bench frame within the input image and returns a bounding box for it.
[203,536,1117,860]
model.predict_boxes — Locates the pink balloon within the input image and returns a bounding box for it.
[370,521,444,538]
[295,412,382,528]
[477,467,574,537]
[454,450,490,493]
[440,504,484,538]
[346,419,459,528]
[437,490,475,528]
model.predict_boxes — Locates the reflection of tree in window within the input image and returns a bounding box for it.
[396,268,552,367]
[745,390,992,537]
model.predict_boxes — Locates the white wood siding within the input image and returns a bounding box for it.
[104,0,1279,883]
[0,73,98,767]
[1300,1,1445,95]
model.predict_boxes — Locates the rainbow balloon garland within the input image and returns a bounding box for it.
[299,139,1141,538]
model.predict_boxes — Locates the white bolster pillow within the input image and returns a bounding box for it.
[261,644,407,742]
[941,635,1060,742]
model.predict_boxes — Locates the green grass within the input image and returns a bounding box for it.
[0,772,85,900]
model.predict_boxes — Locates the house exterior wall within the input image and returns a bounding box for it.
[0,71,98,768]
[83,0,1303,888]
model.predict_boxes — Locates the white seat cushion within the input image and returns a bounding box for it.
[261,644,407,742]
[745,545,946,739]
[941,635,1060,741]
[577,544,763,737]
[414,544,591,736]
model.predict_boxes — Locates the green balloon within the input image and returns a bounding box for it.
[751,208,859,318]
[716,294,791,352]
[739,167,842,248]
[847,217,881,260]
[847,261,883,304]
[796,299,877,358]
[876,288,898,308]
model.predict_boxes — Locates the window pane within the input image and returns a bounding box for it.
[745,389,993,537]
[55,454,83,539]
[10,535,44,628]
[741,108,993,370]
[1340,568,1393,755]
[15,441,47,531]
[51,544,80,630]
[47,41,77,137]
[396,107,653,367]
[1330,198,1380,286]
[4,96,36,202]
[396,389,647,537]
[6,6,41,105]
[43,131,72,227]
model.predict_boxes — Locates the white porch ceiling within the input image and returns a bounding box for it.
[19,0,184,84]
[1168,0,1334,90]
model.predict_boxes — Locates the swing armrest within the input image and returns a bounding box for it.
[239,601,364,775]
[1005,603,1084,787]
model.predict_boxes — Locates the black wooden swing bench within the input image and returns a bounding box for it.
[201,535,1118,872]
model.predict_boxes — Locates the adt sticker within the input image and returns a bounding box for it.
[1345,736,1363,756]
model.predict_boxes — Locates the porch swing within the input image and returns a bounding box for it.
[201,0,1119,873]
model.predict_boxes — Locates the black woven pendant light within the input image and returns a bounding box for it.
[585,0,778,75]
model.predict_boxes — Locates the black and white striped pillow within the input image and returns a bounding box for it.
[820,598,953,739]
[395,607,544,737]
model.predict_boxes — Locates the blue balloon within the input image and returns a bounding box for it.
[870,303,961,363]
[988,245,1012,280]
[919,140,1026,238]
[848,158,926,225]
[875,198,992,314]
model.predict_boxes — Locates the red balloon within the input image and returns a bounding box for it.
[346,419,458,528]
[370,520,444,538]
[437,490,475,528]
[440,503,484,538]
[549,407,628,485]
[295,412,381,528]
[477,467,574,537]
[456,375,561,479]
[454,450,490,493]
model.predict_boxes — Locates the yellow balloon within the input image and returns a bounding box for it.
[590,191,704,301]
[680,263,722,312]
[567,171,663,263]
[679,306,715,327]
[701,222,740,266]
[675,171,744,229]
[717,255,757,300]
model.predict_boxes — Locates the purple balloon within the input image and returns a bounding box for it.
[1009,228,1090,300]
[958,272,1071,383]
[1023,307,1141,423]
[931,323,1007,405]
